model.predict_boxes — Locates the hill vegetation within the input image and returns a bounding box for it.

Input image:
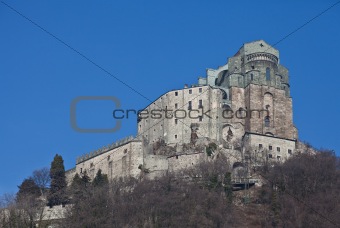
[1,150,339,228]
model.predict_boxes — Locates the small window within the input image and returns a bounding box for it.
[269,145,272,150]
[277,156,281,161]
[124,149,127,153]
[288,149,292,154]
[175,119,178,124]
[188,101,192,110]
[175,103,178,109]
[176,155,178,159]
[199,88,202,93]
[277,147,280,152]
[264,116,270,127]
[266,67,271,81]
[199,116,202,122]
[189,89,192,94]
[90,163,94,168]
[80,168,83,173]
[259,144,263,149]
[268,154,272,158]
[251,66,255,69]
[250,73,254,81]
[175,135,177,139]
[199,100,203,108]
[107,156,110,161]
[222,91,228,99]
[175,92,178,96]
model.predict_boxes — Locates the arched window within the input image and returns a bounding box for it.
[264,116,270,127]
[221,90,228,100]
[222,104,231,110]
[266,67,271,81]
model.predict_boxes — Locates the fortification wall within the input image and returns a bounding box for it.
[75,140,143,181]
[168,152,205,173]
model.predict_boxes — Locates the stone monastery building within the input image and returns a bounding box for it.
[66,40,304,182]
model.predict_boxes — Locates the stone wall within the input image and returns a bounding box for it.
[244,132,296,163]
[138,85,221,147]
[75,140,143,181]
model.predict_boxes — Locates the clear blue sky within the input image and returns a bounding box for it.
[1,1,339,195]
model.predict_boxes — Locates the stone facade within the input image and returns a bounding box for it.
[73,140,143,181]
[67,40,302,183]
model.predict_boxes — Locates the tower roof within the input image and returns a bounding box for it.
[236,40,279,59]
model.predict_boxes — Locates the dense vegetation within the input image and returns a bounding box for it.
[1,150,339,228]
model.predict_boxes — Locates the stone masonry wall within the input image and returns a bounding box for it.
[75,141,143,181]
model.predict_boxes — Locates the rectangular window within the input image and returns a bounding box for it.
[199,100,203,108]
[277,156,281,161]
[175,135,177,139]
[199,116,202,122]
[188,101,192,110]
[199,88,202,93]
[175,119,178,124]
[175,103,178,109]
[189,89,192,94]
[269,145,272,150]
[175,91,178,96]
[259,144,263,149]
[268,154,272,158]
[288,149,292,154]
[277,147,280,152]
[80,168,83,173]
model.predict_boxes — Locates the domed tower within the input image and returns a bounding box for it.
[202,40,297,142]
[215,40,290,96]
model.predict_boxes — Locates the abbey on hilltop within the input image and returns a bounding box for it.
[66,40,308,183]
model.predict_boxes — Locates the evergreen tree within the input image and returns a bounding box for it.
[70,172,90,202]
[47,154,67,207]
[92,169,108,187]
[16,178,40,202]
[81,170,91,187]
[71,173,82,188]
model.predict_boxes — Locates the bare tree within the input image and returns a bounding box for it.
[32,167,50,195]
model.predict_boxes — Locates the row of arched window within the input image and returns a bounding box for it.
[250,67,271,81]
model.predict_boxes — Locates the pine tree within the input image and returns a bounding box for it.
[81,170,91,186]
[92,169,108,187]
[48,154,67,207]
[16,178,40,202]
[71,173,82,188]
